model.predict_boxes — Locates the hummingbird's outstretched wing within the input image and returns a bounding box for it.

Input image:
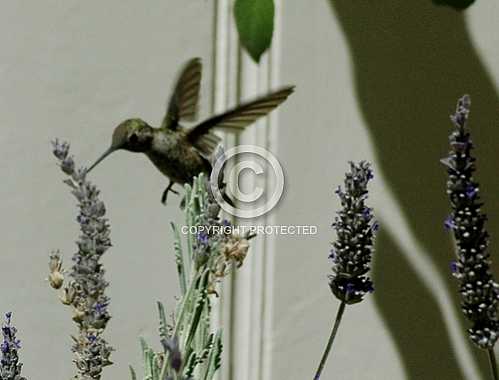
[185,86,295,151]
[161,58,202,131]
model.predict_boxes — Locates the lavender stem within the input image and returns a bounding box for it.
[313,301,346,380]
[488,349,498,380]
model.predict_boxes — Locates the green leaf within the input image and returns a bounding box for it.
[234,0,274,63]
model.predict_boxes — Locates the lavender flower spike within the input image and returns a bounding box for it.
[329,161,378,304]
[313,162,378,380]
[1,312,26,380]
[50,139,113,380]
[441,96,499,351]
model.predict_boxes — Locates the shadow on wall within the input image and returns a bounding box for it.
[374,230,466,379]
[328,1,499,379]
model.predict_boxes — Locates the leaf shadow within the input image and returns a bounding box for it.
[373,229,466,379]
[327,0,499,378]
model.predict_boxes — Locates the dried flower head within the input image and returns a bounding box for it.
[221,234,249,268]
[329,161,378,305]
[441,96,499,349]
[48,251,65,289]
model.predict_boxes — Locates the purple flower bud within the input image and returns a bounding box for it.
[94,303,108,315]
[328,249,336,261]
[465,185,477,199]
[197,232,209,245]
[451,141,468,153]
[367,282,375,293]
[345,283,356,294]
[1,342,8,354]
[161,337,182,372]
[444,216,455,231]
[362,208,372,220]
[77,214,89,225]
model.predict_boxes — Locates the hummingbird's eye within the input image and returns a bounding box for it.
[129,133,139,144]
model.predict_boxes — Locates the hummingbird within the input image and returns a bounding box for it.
[87,57,294,204]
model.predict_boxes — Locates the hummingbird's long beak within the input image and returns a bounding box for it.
[87,147,115,173]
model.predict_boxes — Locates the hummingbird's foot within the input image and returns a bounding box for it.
[161,182,179,205]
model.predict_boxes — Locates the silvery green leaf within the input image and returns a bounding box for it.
[151,352,160,380]
[184,183,194,262]
[203,331,223,380]
[171,222,187,293]
[145,349,154,377]
[183,351,198,378]
[173,270,201,338]
[140,337,149,360]
[213,332,223,371]
[197,333,214,366]
[184,270,209,351]
[157,301,168,341]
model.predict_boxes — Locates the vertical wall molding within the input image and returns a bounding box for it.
[211,1,283,380]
